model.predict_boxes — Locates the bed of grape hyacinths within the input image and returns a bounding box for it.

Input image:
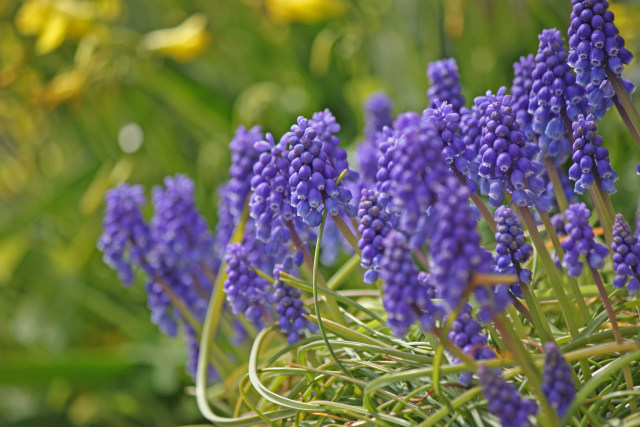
[97,6,640,427]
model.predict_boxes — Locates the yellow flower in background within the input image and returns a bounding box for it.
[609,2,640,42]
[139,14,211,62]
[40,68,86,107]
[265,0,346,24]
[15,0,119,55]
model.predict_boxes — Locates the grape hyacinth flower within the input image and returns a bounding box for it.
[476,87,552,212]
[494,206,534,297]
[529,29,587,163]
[379,231,440,337]
[568,113,617,194]
[611,214,640,295]
[561,203,609,277]
[429,177,508,317]
[286,116,357,227]
[98,183,153,285]
[511,54,536,142]
[568,0,635,119]
[478,366,539,427]
[250,132,295,241]
[542,343,576,417]
[311,109,358,182]
[447,304,495,386]
[227,125,264,221]
[427,58,465,112]
[423,100,476,183]
[213,184,235,262]
[223,243,274,327]
[375,113,414,206]
[357,188,393,284]
[356,93,394,186]
[273,264,315,343]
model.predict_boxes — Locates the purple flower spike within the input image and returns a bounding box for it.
[427,58,465,112]
[611,214,640,295]
[568,114,617,194]
[228,125,264,221]
[98,183,153,286]
[380,231,440,337]
[568,0,635,119]
[357,188,393,284]
[561,203,609,277]
[311,109,358,182]
[494,206,533,298]
[357,93,394,186]
[447,304,495,385]
[478,366,539,427]
[529,29,588,163]
[223,243,273,328]
[273,264,315,344]
[542,343,576,417]
[511,54,536,142]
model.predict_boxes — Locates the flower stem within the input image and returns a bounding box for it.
[612,95,640,151]
[593,175,615,220]
[519,283,554,343]
[588,185,613,247]
[454,170,496,233]
[606,68,640,139]
[543,157,568,213]
[509,292,534,326]
[518,207,580,337]
[589,266,637,410]
[332,214,361,255]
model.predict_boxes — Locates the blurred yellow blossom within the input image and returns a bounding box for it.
[609,2,640,42]
[265,0,346,24]
[139,14,211,62]
[40,68,87,107]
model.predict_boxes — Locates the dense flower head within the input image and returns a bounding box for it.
[223,243,274,327]
[285,116,357,227]
[568,0,635,118]
[357,188,393,283]
[357,93,394,186]
[98,183,153,285]
[611,214,640,295]
[476,87,552,211]
[494,206,533,297]
[387,111,449,243]
[273,264,314,344]
[429,177,500,313]
[423,100,476,180]
[311,109,358,182]
[227,125,264,221]
[478,366,539,427]
[375,113,415,206]
[542,343,576,417]
[529,29,587,163]
[511,54,536,142]
[380,231,440,336]
[447,304,495,385]
[250,132,295,241]
[568,113,617,194]
[427,58,465,112]
[561,203,609,276]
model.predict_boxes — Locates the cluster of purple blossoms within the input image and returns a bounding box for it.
[476,87,552,212]
[494,206,533,297]
[285,116,356,227]
[542,343,576,417]
[568,114,617,194]
[529,29,587,163]
[357,93,394,186]
[311,109,357,182]
[568,0,635,119]
[611,214,640,295]
[427,58,465,112]
[98,183,153,286]
[357,188,393,284]
[223,243,274,327]
[423,100,476,186]
[561,203,609,277]
[429,177,503,315]
[511,54,536,142]
[272,264,314,344]
[379,231,440,337]
[447,304,495,385]
[478,366,539,427]
[374,113,414,206]
[227,125,264,220]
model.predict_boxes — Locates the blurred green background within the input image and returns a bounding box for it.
[2,0,640,425]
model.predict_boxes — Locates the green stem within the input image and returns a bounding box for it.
[332,214,361,255]
[612,95,640,151]
[544,157,568,213]
[588,186,613,247]
[607,68,640,136]
[509,292,534,326]
[519,207,580,336]
[594,175,615,221]
[590,266,637,411]
[454,169,496,233]
[519,277,554,343]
